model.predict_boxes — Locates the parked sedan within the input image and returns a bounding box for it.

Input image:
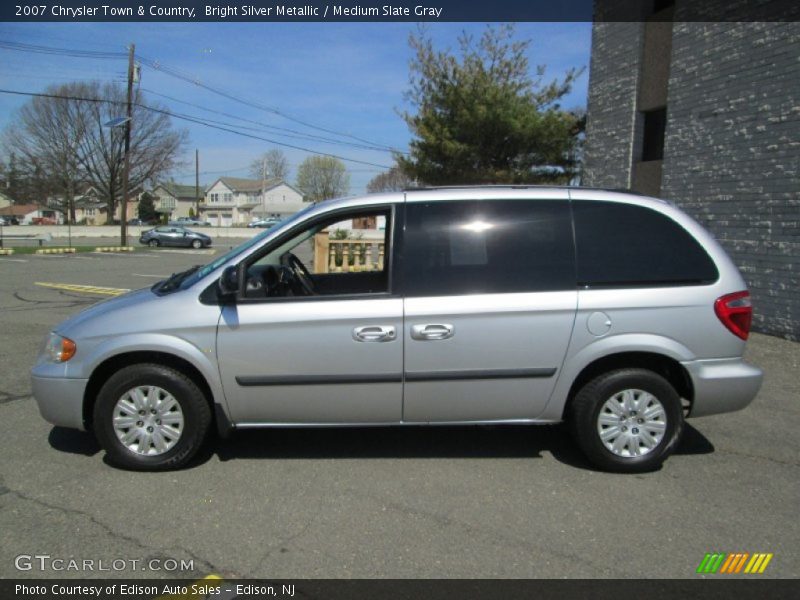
[247,217,282,229]
[139,226,212,249]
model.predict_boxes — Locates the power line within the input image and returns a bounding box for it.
[0,40,126,59]
[141,88,401,153]
[137,53,403,153]
[0,88,392,170]
[0,38,406,155]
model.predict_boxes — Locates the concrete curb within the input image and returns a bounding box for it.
[35,248,76,255]
[95,246,135,252]
[0,248,15,255]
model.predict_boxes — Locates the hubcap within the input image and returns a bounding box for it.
[596,389,667,458]
[112,386,184,456]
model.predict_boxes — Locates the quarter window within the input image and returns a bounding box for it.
[401,200,575,297]
[573,200,718,287]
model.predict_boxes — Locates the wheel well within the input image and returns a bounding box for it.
[563,352,694,419]
[83,351,215,430]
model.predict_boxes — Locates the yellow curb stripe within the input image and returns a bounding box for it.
[35,248,77,254]
[35,282,130,296]
[0,248,15,255]
[95,246,135,252]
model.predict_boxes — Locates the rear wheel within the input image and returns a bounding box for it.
[148,239,160,247]
[93,364,211,471]
[568,368,683,473]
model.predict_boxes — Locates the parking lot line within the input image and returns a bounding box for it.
[0,258,28,263]
[132,273,168,278]
[34,282,130,296]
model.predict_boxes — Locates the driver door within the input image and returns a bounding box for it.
[216,205,403,424]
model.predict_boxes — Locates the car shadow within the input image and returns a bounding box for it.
[46,422,715,472]
[48,426,101,456]
[199,422,714,471]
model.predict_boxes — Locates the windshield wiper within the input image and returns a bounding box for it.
[152,264,203,294]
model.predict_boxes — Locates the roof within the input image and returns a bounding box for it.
[212,176,304,193]
[0,203,47,216]
[155,182,201,200]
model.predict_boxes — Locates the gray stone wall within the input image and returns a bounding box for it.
[661,22,799,340]
[582,21,644,189]
[583,17,800,340]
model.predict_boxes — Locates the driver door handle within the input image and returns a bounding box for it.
[410,323,455,341]
[353,325,396,343]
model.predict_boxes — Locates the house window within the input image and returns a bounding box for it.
[87,208,95,216]
[641,107,667,161]
[224,193,232,202]
[210,193,219,203]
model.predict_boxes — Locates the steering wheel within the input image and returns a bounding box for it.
[280,252,316,295]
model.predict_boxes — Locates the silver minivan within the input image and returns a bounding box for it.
[31,187,763,472]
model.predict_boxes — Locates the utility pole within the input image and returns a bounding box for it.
[195,149,200,215]
[120,43,135,247]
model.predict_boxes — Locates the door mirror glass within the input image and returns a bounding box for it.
[218,265,239,296]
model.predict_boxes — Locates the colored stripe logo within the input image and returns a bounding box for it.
[697,552,773,574]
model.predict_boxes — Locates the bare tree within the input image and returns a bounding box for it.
[367,165,415,193]
[73,82,187,222]
[296,155,349,203]
[248,149,290,182]
[3,83,89,221]
[2,81,187,224]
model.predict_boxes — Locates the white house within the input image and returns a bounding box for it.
[202,177,306,227]
[0,203,63,225]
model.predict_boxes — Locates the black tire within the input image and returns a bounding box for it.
[93,364,211,471]
[191,239,202,249]
[148,239,160,247]
[568,368,684,473]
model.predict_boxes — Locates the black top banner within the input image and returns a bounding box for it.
[2,0,799,22]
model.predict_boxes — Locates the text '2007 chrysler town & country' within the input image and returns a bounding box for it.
[32,187,763,472]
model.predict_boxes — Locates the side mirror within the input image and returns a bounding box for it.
[218,265,239,296]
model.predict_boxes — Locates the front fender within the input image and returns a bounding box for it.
[68,332,229,420]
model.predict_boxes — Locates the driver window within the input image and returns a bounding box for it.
[243,209,391,299]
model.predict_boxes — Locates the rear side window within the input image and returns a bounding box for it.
[402,200,575,296]
[573,200,718,287]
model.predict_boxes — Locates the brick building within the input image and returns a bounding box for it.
[582,1,799,339]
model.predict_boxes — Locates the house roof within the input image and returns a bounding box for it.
[155,182,201,200]
[0,203,48,216]
[210,177,304,197]
[74,197,106,210]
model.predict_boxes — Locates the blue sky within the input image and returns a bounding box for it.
[0,21,591,193]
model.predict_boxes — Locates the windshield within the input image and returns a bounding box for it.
[169,203,318,292]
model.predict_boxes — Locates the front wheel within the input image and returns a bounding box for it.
[568,368,684,473]
[148,239,160,247]
[191,239,202,249]
[93,364,211,471]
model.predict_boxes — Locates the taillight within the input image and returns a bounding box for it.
[714,291,752,340]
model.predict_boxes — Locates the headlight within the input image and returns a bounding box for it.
[44,333,77,363]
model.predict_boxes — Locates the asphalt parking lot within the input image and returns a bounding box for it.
[0,249,798,579]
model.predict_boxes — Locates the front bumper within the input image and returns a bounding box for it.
[682,357,763,418]
[31,375,88,430]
